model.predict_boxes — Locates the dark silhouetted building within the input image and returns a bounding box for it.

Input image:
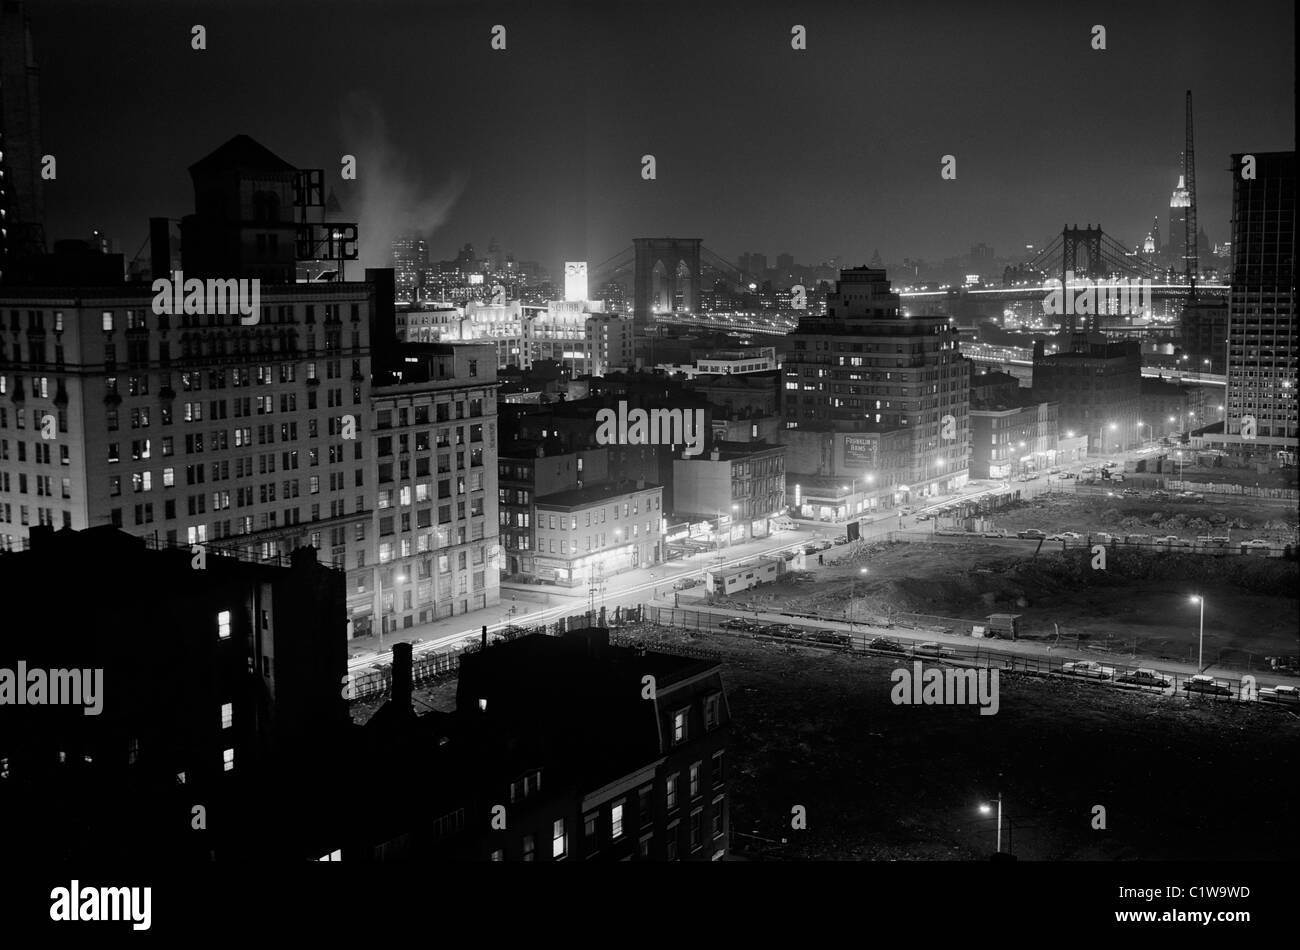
[0,525,349,860]
[1031,335,1141,455]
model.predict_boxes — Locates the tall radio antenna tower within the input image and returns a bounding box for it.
[1183,89,1199,300]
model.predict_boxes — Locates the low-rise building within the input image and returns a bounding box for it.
[531,480,663,587]
[672,441,785,543]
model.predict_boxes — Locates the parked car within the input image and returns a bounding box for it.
[760,623,797,636]
[1241,539,1273,550]
[673,577,698,590]
[1017,528,1047,540]
[808,630,852,647]
[1151,489,1170,498]
[1260,685,1300,706]
[867,637,908,655]
[1183,674,1232,696]
[1047,531,1083,542]
[1061,660,1116,679]
[1124,533,1151,544]
[1058,471,1077,479]
[720,617,755,631]
[935,526,966,536]
[911,641,956,658]
[833,535,849,545]
[1048,467,1061,475]
[984,528,1010,538]
[1154,535,1183,546]
[916,511,934,521]
[1117,668,1171,688]
[1121,488,1140,496]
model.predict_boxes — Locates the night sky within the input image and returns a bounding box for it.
[32,0,1295,275]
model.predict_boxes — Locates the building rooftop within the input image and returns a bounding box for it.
[189,133,297,175]
[536,479,661,509]
[683,440,782,461]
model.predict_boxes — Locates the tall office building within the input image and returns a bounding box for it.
[0,0,45,277]
[780,266,969,506]
[1215,151,1297,464]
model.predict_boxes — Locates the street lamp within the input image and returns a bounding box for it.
[1190,595,1205,671]
[978,794,1004,854]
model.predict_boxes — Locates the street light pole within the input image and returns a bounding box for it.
[979,793,1004,854]
[1191,594,1205,671]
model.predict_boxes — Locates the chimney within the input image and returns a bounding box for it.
[392,641,413,711]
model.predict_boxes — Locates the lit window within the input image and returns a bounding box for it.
[221,702,233,729]
[317,850,341,862]
[217,610,231,639]
[552,818,567,858]
[673,708,688,743]
[666,774,678,810]
[611,801,625,840]
[222,748,234,772]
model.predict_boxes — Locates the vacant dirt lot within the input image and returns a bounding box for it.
[623,623,1300,861]
[989,489,1298,541]
[719,530,1299,668]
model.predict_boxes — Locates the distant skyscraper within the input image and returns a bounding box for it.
[391,234,428,301]
[1218,151,1297,462]
[776,252,795,275]
[0,0,46,277]
[456,242,477,274]
[1168,174,1191,263]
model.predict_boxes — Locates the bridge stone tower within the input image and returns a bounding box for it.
[1061,225,1104,283]
[633,237,701,322]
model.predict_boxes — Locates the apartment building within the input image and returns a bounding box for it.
[0,282,378,635]
[362,342,501,636]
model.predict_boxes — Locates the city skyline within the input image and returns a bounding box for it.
[0,0,1296,927]
[30,0,1295,274]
